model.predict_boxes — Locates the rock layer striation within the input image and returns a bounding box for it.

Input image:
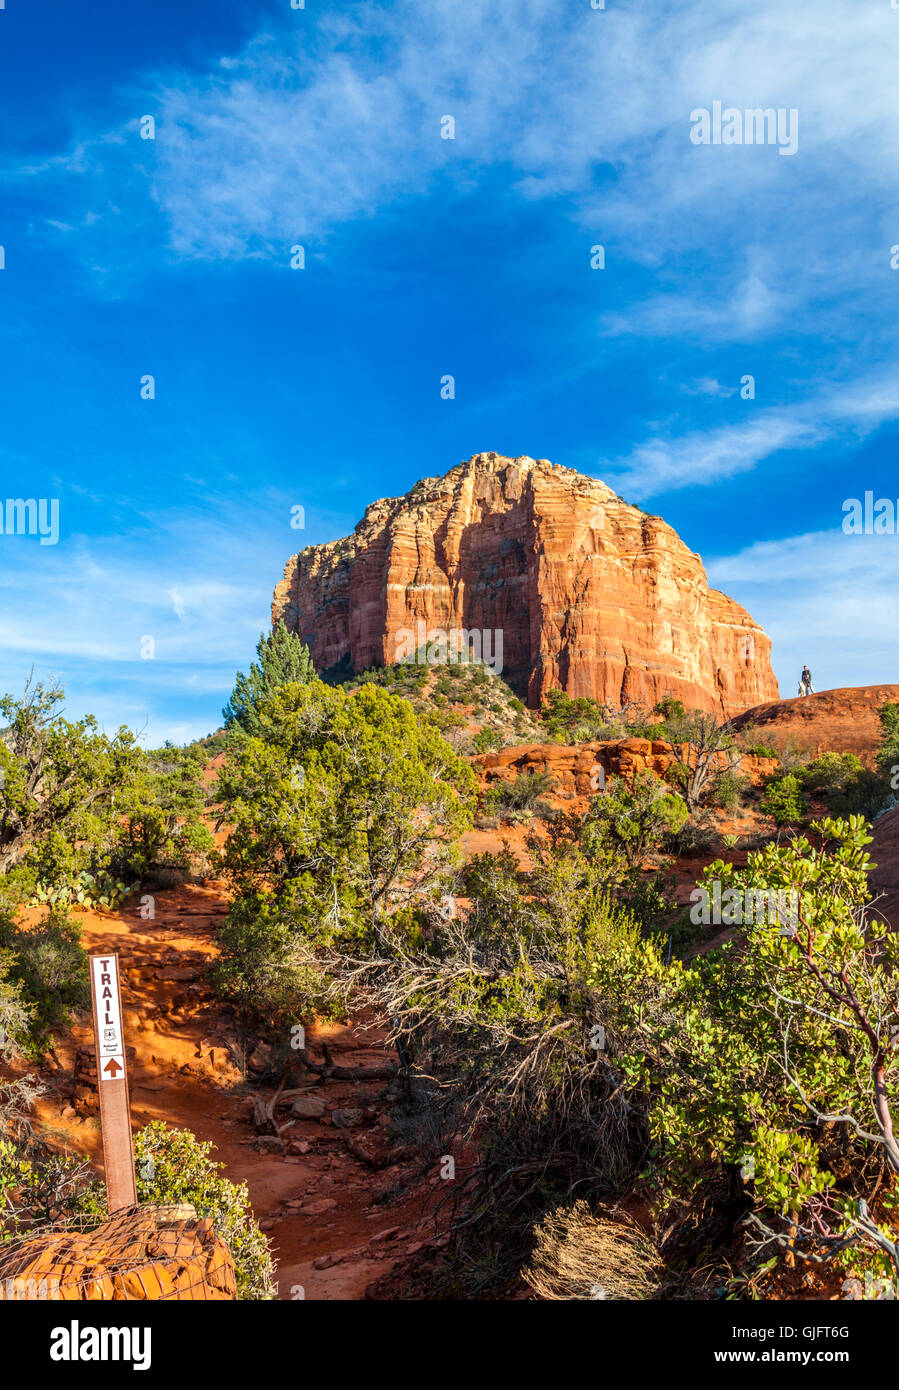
[273,453,779,716]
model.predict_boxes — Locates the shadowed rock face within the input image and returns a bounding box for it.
[273,452,779,716]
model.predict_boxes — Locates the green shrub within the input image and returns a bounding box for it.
[801,752,862,792]
[824,771,887,818]
[709,768,749,812]
[133,1123,276,1300]
[215,679,475,1027]
[634,819,899,1290]
[0,678,141,886]
[875,702,899,780]
[110,744,215,884]
[759,773,808,825]
[0,909,89,1054]
[743,741,780,759]
[654,696,686,724]
[800,753,887,817]
[0,1141,98,1235]
[210,893,335,1029]
[472,726,503,753]
[585,771,687,868]
[484,770,554,816]
[344,830,663,1291]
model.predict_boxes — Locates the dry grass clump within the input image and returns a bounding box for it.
[524,1201,663,1301]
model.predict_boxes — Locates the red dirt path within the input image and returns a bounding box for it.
[30,882,441,1301]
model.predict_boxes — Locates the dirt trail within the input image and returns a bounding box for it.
[31,880,440,1300]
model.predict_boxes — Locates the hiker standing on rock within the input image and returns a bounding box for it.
[799,665,814,697]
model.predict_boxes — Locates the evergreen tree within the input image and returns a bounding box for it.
[222,622,315,737]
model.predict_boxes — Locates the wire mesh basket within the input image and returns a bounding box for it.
[0,1202,237,1300]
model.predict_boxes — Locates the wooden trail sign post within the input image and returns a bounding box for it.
[89,952,138,1213]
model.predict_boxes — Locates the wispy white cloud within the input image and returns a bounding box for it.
[680,378,738,399]
[10,0,899,341]
[601,274,792,344]
[706,528,899,698]
[0,484,359,743]
[604,369,899,499]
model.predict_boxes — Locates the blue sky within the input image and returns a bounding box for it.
[1,0,898,743]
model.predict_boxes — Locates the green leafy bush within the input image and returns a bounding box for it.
[341,826,664,1290]
[585,770,687,868]
[759,773,808,825]
[0,678,141,887]
[540,690,624,743]
[709,768,749,812]
[109,744,215,884]
[800,752,887,818]
[214,679,475,1027]
[210,892,335,1029]
[472,726,503,753]
[742,741,780,759]
[627,819,899,1288]
[133,1122,276,1300]
[875,702,899,779]
[0,909,89,1054]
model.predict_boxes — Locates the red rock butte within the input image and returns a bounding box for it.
[273,452,780,717]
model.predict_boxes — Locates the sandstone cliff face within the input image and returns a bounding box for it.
[273,453,779,717]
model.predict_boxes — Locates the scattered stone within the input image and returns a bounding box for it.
[331,1107,364,1129]
[288,1140,311,1156]
[302,1198,338,1216]
[370,1226,401,1245]
[247,1043,273,1073]
[291,1097,326,1120]
[312,1254,336,1270]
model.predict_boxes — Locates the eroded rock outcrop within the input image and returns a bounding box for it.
[471,739,779,801]
[273,453,779,716]
[730,686,899,763]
